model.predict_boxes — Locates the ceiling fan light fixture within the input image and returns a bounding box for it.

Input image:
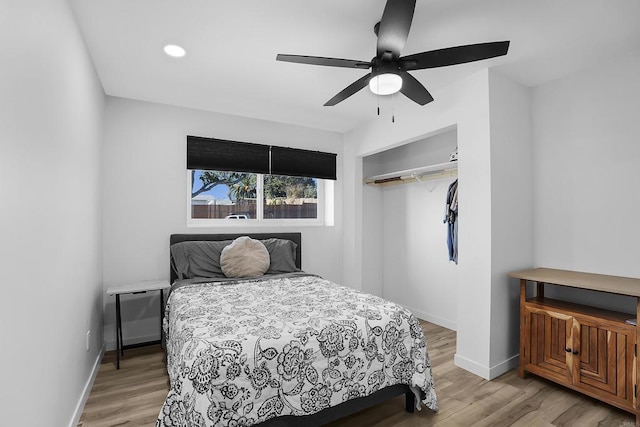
[163,44,186,58]
[369,73,402,95]
[276,0,508,106]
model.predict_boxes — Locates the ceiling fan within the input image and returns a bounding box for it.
[276,0,509,107]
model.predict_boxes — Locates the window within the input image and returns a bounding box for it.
[190,170,258,220]
[188,170,325,225]
[186,135,336,226]
[263,175,318,219]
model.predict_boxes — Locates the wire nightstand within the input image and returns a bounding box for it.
[106,280,171,369]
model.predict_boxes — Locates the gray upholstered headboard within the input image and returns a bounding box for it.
[169,233,302,283]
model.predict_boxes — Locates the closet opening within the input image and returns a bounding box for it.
[361,127,459,338]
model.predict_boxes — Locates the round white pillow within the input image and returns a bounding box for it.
[220,236,270,278]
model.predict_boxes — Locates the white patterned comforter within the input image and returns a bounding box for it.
[157,274,437,426]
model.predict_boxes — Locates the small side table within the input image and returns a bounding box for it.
[106,280,171,369]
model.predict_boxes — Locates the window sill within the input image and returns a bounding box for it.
[187,219,327,228]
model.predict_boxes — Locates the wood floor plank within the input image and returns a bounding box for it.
[79,321,636,426]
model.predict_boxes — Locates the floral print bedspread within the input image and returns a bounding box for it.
[157,275,437,426]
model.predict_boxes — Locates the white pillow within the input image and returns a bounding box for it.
[220,236,270,278]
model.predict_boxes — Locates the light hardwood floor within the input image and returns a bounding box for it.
[79,321,636,426]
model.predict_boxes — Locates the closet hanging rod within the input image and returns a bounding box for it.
[364,161,457,186]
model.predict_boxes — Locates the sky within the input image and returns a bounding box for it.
[192,171,231,201]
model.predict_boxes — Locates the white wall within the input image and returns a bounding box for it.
[451,72,495,378]
[361,184,384,296]
[344,69,533,380]
[488,71,533,372]
[344,70,497,378]
[345,53,639,381]
[0,1,105,426]
[532,50,640,313]
[102,96,344,348]
[380,178,458,329]
[363,131,457,177]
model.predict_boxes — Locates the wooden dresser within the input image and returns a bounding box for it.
[509,268,640,422]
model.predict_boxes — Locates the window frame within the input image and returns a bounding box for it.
[186,170,327,227]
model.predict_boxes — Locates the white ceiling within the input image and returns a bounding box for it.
[69,0,640,133]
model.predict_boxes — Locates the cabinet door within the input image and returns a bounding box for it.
[573,317,635,409]
[523,305,573,385]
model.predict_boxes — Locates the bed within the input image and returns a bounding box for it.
[157,233,437,426]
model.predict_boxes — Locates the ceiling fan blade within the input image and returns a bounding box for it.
[276,54,371,69]
[400,41,510,71]
[324,74,371,106]
[398,71,434,105]
[376,0,416,59]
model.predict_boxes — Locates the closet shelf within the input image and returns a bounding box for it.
[364,161,457,186]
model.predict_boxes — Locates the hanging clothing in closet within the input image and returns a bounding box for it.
[444,179,458,264]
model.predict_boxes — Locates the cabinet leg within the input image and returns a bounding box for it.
[116,293,121,369]
[518,280,528,381]
[636,299,640,427]
[518,367,527,379]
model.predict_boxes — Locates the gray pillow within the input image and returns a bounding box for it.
[170,240,233,279]
[261,238,300,274]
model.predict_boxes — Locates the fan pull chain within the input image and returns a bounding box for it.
[391,93,395,123]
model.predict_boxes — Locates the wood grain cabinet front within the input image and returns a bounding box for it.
[522,303,573,384]
[521,298,635,412]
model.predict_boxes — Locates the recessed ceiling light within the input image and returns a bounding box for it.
[163,44,186,58]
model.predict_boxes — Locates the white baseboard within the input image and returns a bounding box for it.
[69,342,105,427]
[489,354,519,379]
[454,352,519,380]
[454,353,490,379]
[408,306,457,331]
[382,299,457,331]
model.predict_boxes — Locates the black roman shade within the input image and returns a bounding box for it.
[270,146,336,180]
[187,136,270,174]
[187,136,337,180]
